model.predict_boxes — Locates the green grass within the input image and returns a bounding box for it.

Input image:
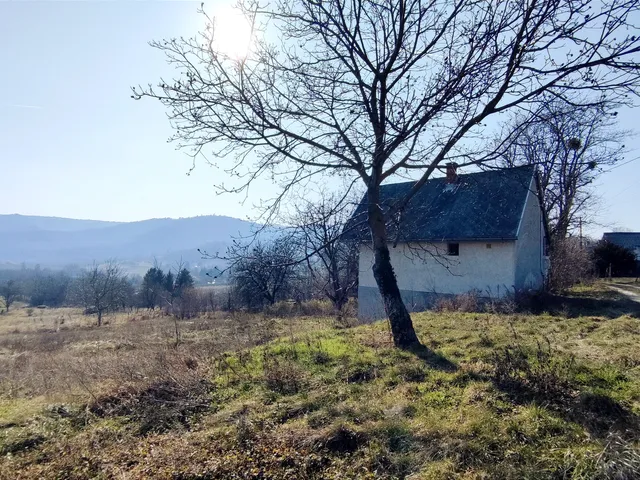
[1,310,640,479]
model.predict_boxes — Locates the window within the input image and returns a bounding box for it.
[447,243,459,256]
[486,243,492,249]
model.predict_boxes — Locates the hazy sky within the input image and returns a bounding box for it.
[0,1,638,237]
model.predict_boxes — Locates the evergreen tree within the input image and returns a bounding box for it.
[174,268,194,299]
[141,267,165,309]
[164,271,175,296]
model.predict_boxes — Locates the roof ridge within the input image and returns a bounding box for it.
[381,164,534,188]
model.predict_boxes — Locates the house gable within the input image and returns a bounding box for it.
[514,176,547,290]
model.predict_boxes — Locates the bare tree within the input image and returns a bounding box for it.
[0,280,20,312]
[495,96,627,241]
[75,261,129,326]
[229,237,298,309]
[291,192,358,315]
[134,0,640,347]
[547,237,594,292]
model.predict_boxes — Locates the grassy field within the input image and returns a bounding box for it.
[0,286,639,479]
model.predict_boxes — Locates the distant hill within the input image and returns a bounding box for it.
[0,214,121,233]
[0,214,257,270]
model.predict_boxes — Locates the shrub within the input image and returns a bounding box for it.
[262,353,306,395]
[549,237,593,292]
[434,290,483,313]
[88,379,212,435]
[264,299,338,318]
[493,339,575,401]
[264,300,296,317]
[300,299,334,316]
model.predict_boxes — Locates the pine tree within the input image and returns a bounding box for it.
[141,267,165,309]
[174,269,194,299]
[164,271,175,298]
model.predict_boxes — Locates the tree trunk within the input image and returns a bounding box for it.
[367,189,420,348]
[97,310,103,327]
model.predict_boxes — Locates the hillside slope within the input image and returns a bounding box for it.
[1,300,639,478]
[0,214,256,267]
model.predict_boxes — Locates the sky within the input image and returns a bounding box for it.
[0,1,638,238]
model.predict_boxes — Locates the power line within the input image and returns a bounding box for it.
[601,155,640,173]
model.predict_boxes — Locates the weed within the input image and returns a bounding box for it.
[316,424,365,453]
[493,338,575,401]
[88,379,212,435]
[262,353,306,395]
[341,360,378,383]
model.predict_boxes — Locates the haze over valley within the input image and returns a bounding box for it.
[0,213,256,274]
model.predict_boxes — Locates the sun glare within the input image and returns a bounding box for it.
[212,6,253,60]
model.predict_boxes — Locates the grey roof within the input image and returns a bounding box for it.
[602,232,640,250]
[344,165,536,243]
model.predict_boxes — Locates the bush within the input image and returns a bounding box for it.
[264,299,337,318]
[262,351,306,395]
[493,339,575,401]
[549,237,593,292]
[88,379,212,435]
[174,288,207,319]
[434,290,482,313]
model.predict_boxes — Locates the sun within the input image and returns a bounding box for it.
[211,6,254,60]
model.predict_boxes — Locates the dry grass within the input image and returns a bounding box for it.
[1,298,640,479]
[0,305,330,402]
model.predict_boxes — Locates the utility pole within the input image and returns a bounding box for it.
[579,217,583,248]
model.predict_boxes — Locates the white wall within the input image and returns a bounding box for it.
[359,240,517,297]
[514,178,547,290]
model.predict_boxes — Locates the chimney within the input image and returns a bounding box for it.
[446,162,458,183]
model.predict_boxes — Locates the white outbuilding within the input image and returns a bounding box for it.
[346,165,549,320]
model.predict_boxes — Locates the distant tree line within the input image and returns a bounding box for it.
[0,260,201,320]
[140,262,195,311]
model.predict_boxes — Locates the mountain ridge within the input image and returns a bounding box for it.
[0,214,257,268]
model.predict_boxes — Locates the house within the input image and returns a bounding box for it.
[602,232,640,261]
[345,164,549,320]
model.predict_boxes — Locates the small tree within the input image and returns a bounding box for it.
[291,192,358,314]
[174,268,195,299]
[592,241,637,278]
[141,267,166,309]
[74,261,129,326]
[163,270,175,305]
[547,237,593,292]
[229,237,298,309]
[0,280,20,312]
